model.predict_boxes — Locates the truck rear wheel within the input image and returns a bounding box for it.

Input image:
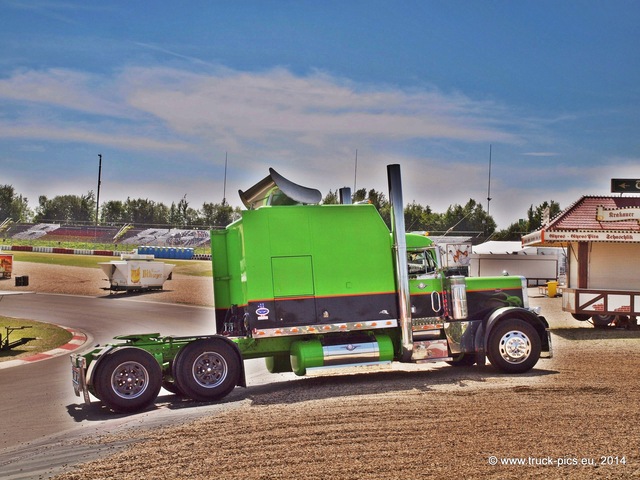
[93,347,162,413]
[173,339,240,402]
[487,319,541,374]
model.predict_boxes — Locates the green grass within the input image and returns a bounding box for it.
[9,251,213,277]
[0,317,73,362]
[5,239,121,251]
[10,251,108,268]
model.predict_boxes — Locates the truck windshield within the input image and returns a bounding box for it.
[407,249,437,278]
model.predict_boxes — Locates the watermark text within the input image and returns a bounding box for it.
[488,455,627,467]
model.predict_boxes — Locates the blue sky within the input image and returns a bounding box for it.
[1,0,638,229]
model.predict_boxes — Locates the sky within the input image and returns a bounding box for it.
[0,0,639,229]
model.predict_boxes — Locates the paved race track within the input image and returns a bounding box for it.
[0,293,219,445]
[0,292,288,479]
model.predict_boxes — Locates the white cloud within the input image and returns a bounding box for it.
[0,65,522,161]
[0,122,191,152]
[0,64,570,227]
[0,68,129,117]
[124,66,519,149]
[522,152,559,157]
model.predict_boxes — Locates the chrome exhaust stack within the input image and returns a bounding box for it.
[339,187,352,204]
[387,164,413,361]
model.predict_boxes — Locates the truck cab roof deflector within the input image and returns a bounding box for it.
[239,167,322,209]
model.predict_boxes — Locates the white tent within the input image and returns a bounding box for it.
[472,241,537,255]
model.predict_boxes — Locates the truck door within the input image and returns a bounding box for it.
[271,255,317,325]
[407,248,444,318]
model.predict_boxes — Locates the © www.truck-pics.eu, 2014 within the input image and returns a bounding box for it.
[70,164,552,413]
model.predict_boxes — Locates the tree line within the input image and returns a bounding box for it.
[0,185,239,229]
[0,184,560,241]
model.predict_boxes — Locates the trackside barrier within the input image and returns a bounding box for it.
[137,246,194,260]
[1,245,119,256]
[0,244,204,259]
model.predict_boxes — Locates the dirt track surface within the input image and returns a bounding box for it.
[6,261,640,479]
[1,260,214,306]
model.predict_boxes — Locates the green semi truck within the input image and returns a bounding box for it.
[71,164,552,413]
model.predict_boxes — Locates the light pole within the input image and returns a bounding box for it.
[96,154,102,226]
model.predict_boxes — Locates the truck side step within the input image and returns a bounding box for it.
[411,339,452,362]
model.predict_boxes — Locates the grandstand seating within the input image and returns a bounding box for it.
[4,223,210,248]
[119,228,210,247]
[44,226,120,243]
[9,223,60,240]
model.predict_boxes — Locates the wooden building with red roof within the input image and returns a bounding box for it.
[522,195,640,327]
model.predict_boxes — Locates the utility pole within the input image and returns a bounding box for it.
[96,154,102,226]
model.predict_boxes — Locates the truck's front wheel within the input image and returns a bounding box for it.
[93,347,162,413]
[173,339,240,402]
[487,319,541,373]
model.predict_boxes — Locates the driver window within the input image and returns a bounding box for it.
[407,250,436,278]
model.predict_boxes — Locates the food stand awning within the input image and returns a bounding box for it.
[522,195,640,247]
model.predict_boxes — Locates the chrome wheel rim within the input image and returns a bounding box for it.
[192,352,227,388]
[111,361,149,399]
[498,330,531,364]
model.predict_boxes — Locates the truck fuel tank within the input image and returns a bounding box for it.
[290,334,394,376]
[447,275,468,320]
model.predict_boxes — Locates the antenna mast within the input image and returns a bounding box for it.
[487,145,492,215]
[222,152,228,205]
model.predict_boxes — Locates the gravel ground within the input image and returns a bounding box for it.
[6,261,640,479]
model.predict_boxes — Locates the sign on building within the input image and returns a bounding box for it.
[611,179,640,193]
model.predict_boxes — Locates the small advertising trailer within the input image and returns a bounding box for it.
[0,253,12,279]
[99,254,174,293]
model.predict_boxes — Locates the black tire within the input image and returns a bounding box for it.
[93,347,162,413]
[173,339,240,402]
[571,313,591,321]
[487,319,541,374]
[591,314,615,329]
[446,353,477,367]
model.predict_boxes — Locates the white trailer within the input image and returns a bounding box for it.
[469,241,563,285]
[99,254,174,292]
[469,254,559,285]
